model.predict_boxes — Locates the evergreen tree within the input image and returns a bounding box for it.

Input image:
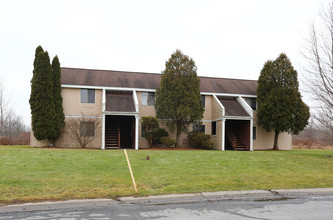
[31,46,44,84]
[51,56,65,143]
[29,47,56,142]
[257,53,310,150]
[155,49,204,147]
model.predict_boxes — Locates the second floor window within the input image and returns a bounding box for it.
[201,95,205,108]
[245,98,256,110]
[81,89,95,103]
[142,92,155,106]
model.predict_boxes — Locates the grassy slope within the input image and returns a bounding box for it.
[0,146,332,205]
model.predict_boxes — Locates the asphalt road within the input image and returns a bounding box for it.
[1,189,333,220]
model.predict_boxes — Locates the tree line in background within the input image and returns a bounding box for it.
[300,2,333,146]
[0,80,29,145]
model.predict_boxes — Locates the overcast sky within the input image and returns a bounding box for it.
[0,0,330,125]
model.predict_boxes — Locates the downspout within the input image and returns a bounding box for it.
[101,89,106,150]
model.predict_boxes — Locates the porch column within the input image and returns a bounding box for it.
[222,118,226,151]
[250,118,253,151]
[135,115,139,150]
[101,113,105,150]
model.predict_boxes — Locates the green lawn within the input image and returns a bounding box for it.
[1,146,333,205]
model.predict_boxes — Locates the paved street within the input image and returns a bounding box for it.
[1,189,333,219]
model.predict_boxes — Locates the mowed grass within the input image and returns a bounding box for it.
[0,146,333,205]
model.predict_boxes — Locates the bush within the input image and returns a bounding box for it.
[141,116,160,147]
[141,116,171,147]
[188,131,214,150]
[152,128,169,145]
[161,137,176,146]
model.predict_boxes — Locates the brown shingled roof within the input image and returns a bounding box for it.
[218,97,249,117]
[61,67,257,95]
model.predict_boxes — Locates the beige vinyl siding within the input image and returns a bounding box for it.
[56,118,102,149]
[253,125,292,150]
[137,91,156,148]
[62,88,103,117]
[202,95,212,120]
[210,120,223,150]
[211,95,223,120]
[137,91,156,117]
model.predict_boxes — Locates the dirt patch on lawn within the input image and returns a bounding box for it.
[293,145,333,150]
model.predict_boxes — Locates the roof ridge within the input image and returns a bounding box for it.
[198,75,257,82]
[61,67,162,76]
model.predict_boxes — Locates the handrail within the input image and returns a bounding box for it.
[225,125,249,151]
[117,122,120,150]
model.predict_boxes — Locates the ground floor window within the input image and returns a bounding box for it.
[193,124,205,133]
[80,121,95,137]
[211,121,216,135]
[141,123,146,137]
[253,127,256,140]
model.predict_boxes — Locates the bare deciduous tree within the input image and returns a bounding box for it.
[66,114,101,148]
[3,114,27,144]
[0,79,28,145]
[303,2,333,140]
[0,80,12,138]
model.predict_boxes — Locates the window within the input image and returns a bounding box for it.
[81,89,95,103]
[80,121,95,137]
[201,95,205,108]
[253,127,256,140]
[211,121,216,135]
[142,92,155,106]
[193,124,205,133]
[141,123,146,137]
[245,98,256,110]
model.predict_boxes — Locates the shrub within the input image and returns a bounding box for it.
[141,116,160,147]
[188,132,214,150]
[0,137,10,145]
[152,128,169,145]
[161,137,176,146]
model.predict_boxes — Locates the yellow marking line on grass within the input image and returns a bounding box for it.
[124,149,138,193]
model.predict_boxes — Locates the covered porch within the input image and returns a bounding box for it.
[215,95,254,151]
[101,89,139,150]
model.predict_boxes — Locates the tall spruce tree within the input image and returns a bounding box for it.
[51,56,65,143]
[30,46,56,142]
[155,49,204,147]
[257,53,310,150]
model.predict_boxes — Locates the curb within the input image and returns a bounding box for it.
[118,188,333,204]
[1,188,333,213]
